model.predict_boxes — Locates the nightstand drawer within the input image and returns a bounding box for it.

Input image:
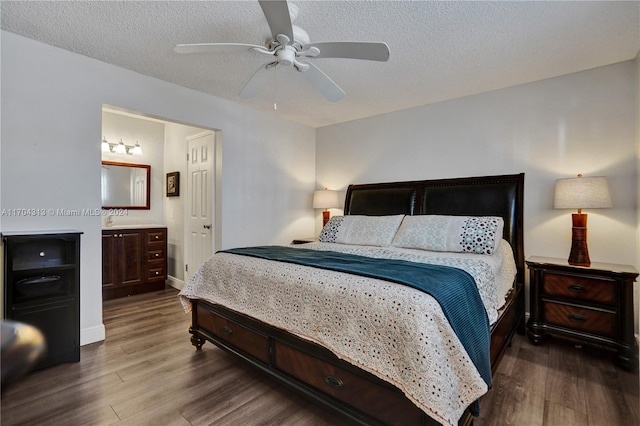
[543,301,616,338]
[542,272,615,304]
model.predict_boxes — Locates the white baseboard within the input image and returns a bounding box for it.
[167,275,184,290]
[80,324,106,346]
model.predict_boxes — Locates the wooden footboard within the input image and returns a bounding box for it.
[188,280,524,426]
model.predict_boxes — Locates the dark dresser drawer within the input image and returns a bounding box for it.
[146,265,166,282]
[147,230,165,244]
[542,301,616,338]
[274,341,422,425]
[147,248,165,262]
[196,309,269,363]
[542,272,615,304]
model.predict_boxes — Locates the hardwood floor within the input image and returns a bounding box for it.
[2,288,638,425]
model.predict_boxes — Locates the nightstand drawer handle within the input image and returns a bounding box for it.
[568,313,586,323]
[324,375,344,390]
[568,284,586,293]
[222,326,233,335]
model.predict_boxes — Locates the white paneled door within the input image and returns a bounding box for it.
[186,131,214,279]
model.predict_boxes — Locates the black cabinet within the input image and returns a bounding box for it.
[3,231,82,370]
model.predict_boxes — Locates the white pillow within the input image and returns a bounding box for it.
[319,215,405,247]
[391,215,504,255]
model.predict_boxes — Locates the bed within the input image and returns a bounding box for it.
[179,173,525,426]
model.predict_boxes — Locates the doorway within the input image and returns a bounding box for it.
[101,106,221,292]
[185,131,216,282]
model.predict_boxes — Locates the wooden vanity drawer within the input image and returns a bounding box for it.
[196,309,269,363]
[542,301,616,338]
[146,266,166,282]
[147,249,165,262]
[542,272,615,304]
[274,342,422,425]
[147,230,165,244]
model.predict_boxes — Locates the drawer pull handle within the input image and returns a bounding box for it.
[568,313,586,323]
[568,284,586,293]
[222,326,233,335]
[324,375,344,390]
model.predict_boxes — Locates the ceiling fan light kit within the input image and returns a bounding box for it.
[174,0,389,103]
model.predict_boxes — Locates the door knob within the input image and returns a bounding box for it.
[203,224,212,229]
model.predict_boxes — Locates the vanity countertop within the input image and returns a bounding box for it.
[102,224,166,230]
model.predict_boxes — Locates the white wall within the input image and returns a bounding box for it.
[0,31,316,345]
[317,60,639,331]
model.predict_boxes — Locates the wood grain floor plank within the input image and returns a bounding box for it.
[109,351,224,419]
[543,400,588,426]
[2,289,637,426]
[544,339,588,415]
[618,362,640,425]
[584,363,634,426]
[1,371,123,425]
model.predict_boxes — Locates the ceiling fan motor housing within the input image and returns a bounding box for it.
[276,47,296,66]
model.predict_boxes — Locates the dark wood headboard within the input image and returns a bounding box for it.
[343,173,525,285]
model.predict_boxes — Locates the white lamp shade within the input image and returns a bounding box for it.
[313,189,339,209]
[131,142,143,155]
[554,176,612,209]
[115,140,127,154]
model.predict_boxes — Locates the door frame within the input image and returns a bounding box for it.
[183,130,222,282]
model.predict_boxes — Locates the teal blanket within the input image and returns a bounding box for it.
[222,245,491,387]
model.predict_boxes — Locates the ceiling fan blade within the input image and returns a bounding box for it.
[239,64,274,99]
[174,43,265,54]
[299,61,345,102]
[259,0,294,41]
[304,42,390,62]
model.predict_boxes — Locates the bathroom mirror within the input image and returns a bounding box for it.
[101,161,150,209]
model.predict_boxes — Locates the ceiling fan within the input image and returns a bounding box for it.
[174,0,390,102]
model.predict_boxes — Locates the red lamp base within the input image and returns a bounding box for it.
[568,213,590,266]
[322,210,330,227]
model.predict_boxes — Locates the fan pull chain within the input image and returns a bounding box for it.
[272,64,280,112]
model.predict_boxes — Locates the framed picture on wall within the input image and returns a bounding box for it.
[166,172,180,197]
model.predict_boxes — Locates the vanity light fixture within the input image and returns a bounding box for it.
[101,136,143,156]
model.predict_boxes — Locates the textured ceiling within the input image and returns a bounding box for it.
[2,1,639,128]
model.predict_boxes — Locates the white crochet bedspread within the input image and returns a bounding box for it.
[179,242,516,426]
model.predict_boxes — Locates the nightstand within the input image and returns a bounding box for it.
[526,256,638,370]
[291,238,317,245]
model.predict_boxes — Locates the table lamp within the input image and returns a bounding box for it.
[313,189,339,227]
[554,174,612,266]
